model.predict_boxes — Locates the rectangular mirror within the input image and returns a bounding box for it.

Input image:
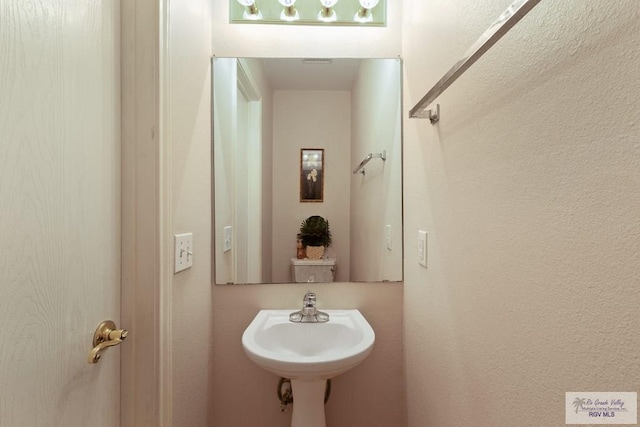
[212,57,402,285]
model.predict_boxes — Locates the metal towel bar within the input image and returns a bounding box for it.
[353,151,386,175]
[409,0,543,121]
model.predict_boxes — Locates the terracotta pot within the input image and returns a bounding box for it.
[305,245,325,260]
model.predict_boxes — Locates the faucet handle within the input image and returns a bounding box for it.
[303,292,316,303]
[302,292,317,316]
[290,292,329,323]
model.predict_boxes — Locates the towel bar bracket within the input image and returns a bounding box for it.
[353,150,386,175]
[429,104,440,124]
[411,104,439,124]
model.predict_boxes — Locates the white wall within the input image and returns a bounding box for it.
[168,0,214,425]
[402,0,640,426]
[350,59,403,282]
[272,91,351,282]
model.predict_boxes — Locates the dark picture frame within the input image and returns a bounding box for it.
[300,148,324,202]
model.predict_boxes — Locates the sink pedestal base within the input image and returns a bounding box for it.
[291,379,327,427]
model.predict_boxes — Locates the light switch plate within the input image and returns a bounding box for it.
[418,230,428,268]
[385,225,392,250]
[174,233,193,273]
[223,226,232,252]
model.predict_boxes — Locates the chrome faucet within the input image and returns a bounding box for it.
[289,292,329,323]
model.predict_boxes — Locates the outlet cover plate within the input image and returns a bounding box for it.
[418,230,428,268]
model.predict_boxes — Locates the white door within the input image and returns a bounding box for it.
[0,1,122,425]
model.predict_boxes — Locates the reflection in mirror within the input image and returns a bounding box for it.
[212,57,402,285]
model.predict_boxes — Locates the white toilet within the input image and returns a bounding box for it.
[290,258,337,283]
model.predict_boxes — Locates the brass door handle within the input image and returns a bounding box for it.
[88,320,129,364]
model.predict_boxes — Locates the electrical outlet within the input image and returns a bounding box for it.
[418,230,428,268]
[174,233,193,273]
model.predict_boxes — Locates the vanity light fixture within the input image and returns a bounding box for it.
[229,0,386,26]
[279,0,299,21]
[354,0,379,23]
[236,0,263,20]
[318,0,338,22]
[302,58,333,65]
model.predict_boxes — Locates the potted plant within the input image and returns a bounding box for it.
[297,215,332,259]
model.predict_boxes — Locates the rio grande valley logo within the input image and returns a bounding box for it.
[566,392,637,424]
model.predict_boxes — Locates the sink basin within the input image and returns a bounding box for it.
[242,309,375,427]
[242,309,375,381]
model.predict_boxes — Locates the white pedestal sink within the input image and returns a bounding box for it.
[242,309,375,427]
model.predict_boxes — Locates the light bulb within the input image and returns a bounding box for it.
[354,9,372,23]
[320,0,338,7]
[318,0,337,22]
[281,9,300,21]
[355,0,378,23]
[246,12,262,19]
[358,0,379,7]
[237,0,261,20]
[318,8,337,22]
[279,0,298,21]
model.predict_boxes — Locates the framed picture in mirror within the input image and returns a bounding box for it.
[300,148,324,202]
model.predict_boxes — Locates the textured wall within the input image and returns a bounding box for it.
[402,1,640,426]
[168,0,214,425]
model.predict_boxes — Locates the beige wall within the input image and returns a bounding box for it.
[272,91,352,282]
[168,0,214,425]
[402,1,640,426]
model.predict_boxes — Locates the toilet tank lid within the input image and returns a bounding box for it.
[290,258,336,266]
